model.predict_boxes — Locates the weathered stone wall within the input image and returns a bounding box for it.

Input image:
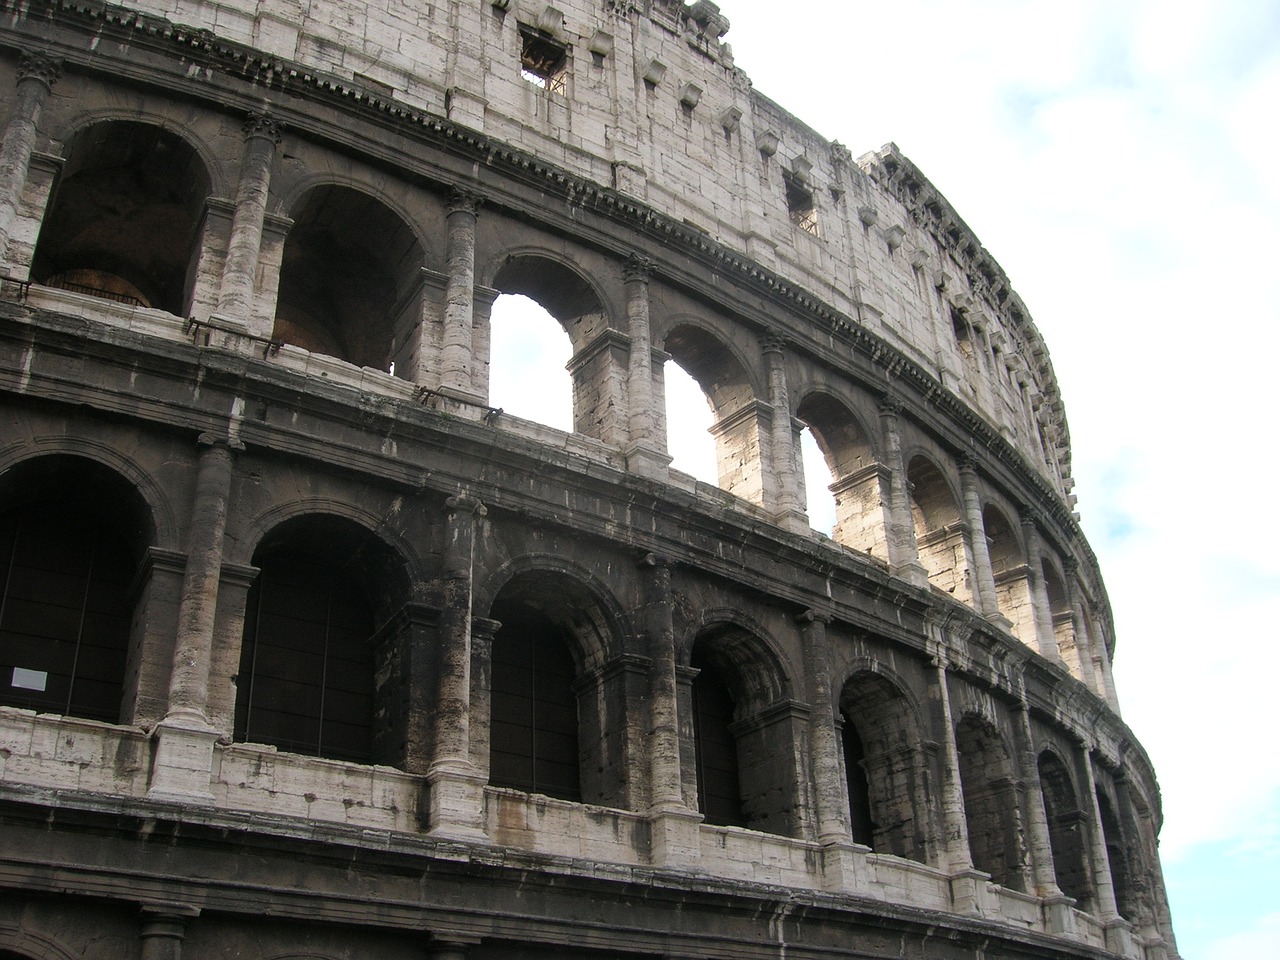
[0,2,1173,960]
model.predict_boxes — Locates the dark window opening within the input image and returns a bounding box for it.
[0,504,132,723]
[841,715,875,847]
[691,652,746,828]
[783,171,818,235]
[520,29,568,93]
[952,308,974,358]
[489,600,581,801]
[235,553,376,764]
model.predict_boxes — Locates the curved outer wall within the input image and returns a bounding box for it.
[0,1,1176,960]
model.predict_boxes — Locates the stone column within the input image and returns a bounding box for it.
[0,52,60,269]
[1077,742,1121,922]
[643,555,702,866]
[1011,699,1076,934]
[214,114,282,326]
[149,435,240,800]
[957,456,1001,621]
[878,396,927,584]
[467,616,500,780]
[761,336,808,531]
[1095,632,1121,713]
[798,609,867,892]
[139,905,199,960]
[439,189,482,401]
[427,492,489,840]
[1018,511,1058,660]
[623,255,670,477]
[1064,561,1100,693]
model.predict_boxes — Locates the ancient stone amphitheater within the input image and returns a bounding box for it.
[0,0,1179,958]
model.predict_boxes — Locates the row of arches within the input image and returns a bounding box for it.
[0,451,1145,922]
[14,117,1104,677]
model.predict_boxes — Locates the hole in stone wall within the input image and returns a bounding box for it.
[783,170,818,235]
[520,28,568,93]
[489,294,574,431]
[799,426,837,535]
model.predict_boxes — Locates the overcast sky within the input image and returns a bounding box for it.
[491,3,1280,956]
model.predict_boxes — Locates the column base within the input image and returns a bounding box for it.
[891,559,930,588]
[771,506,811,535]
[818,840,871,894]
[947,868,991,916]
[1041,893,1079,937]
[624,443,672,480]
[647,804,703,868]
[147,711,220,802]
[424,763,489,841]
[1102,916,1138,958]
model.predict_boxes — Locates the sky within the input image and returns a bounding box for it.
[489,3,1280,957]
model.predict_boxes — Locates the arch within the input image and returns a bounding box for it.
[482,563,627,806]
[906,455,970,601]
[1037,748,1091,905]
[1042,560,1078,664]
[663,322,769,504]
[273,184,425,375]
[1097,788,1138,922]
[983,504,1033,638]
[0,928,83,960]
[234,513,412,764]
[31,120,212,314]
[487,251,622,444]
[796,391,883,552]
[0,455,154,724]
[955,714,1026,890]
[837,669,930,862]
[688,619,803,837]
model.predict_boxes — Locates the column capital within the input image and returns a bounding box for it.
[448,187,483,216]
[877,392,904,416]
[956,452,979,475]
[795,607,832,626]
[17,51,62,90]
[242,112,284,144]
[624,253,654,283]
[196,431,245,452]
[446,492,487,517]
[1063,557,1080,577]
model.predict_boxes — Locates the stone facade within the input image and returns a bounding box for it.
[0,1,1176,959]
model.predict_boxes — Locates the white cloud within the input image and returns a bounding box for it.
[1200,911,1280,960]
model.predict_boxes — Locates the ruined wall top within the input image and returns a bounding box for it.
[96,0,1072,498]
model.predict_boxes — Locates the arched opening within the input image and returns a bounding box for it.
[274,186,423,375]
[984,505,1033,639]
[490,256,618,444]
[663,358,717,484]
[796,393,877,548]
[1038,750,1091,905]
[235,515,410,765]
[1098,789,1137,921]
[691,647,745,828]
[663,325,764,504]
[31,121,211,313]
[1044,563,1080,668]
[955,715,1026,890]
[489,596,581,802]
[907,456,970,602]
[0,456,153,724]
[484,569,622,806]
[688,623,800,837]
[488,293,573,431]
[838,670,929,862]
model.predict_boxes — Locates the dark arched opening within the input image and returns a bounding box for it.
[31,121,211,313]
[274,186,423,374]
[796,393,877,548]
[955,715,1026,890]
[0,456,153,724]
[489,595,581,802]
[235,515,409,765]
[1038,750,1091,905]
[838,670,930,862]
[691,647,746,828]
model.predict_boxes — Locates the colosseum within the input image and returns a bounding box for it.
[0,0,1179,958]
